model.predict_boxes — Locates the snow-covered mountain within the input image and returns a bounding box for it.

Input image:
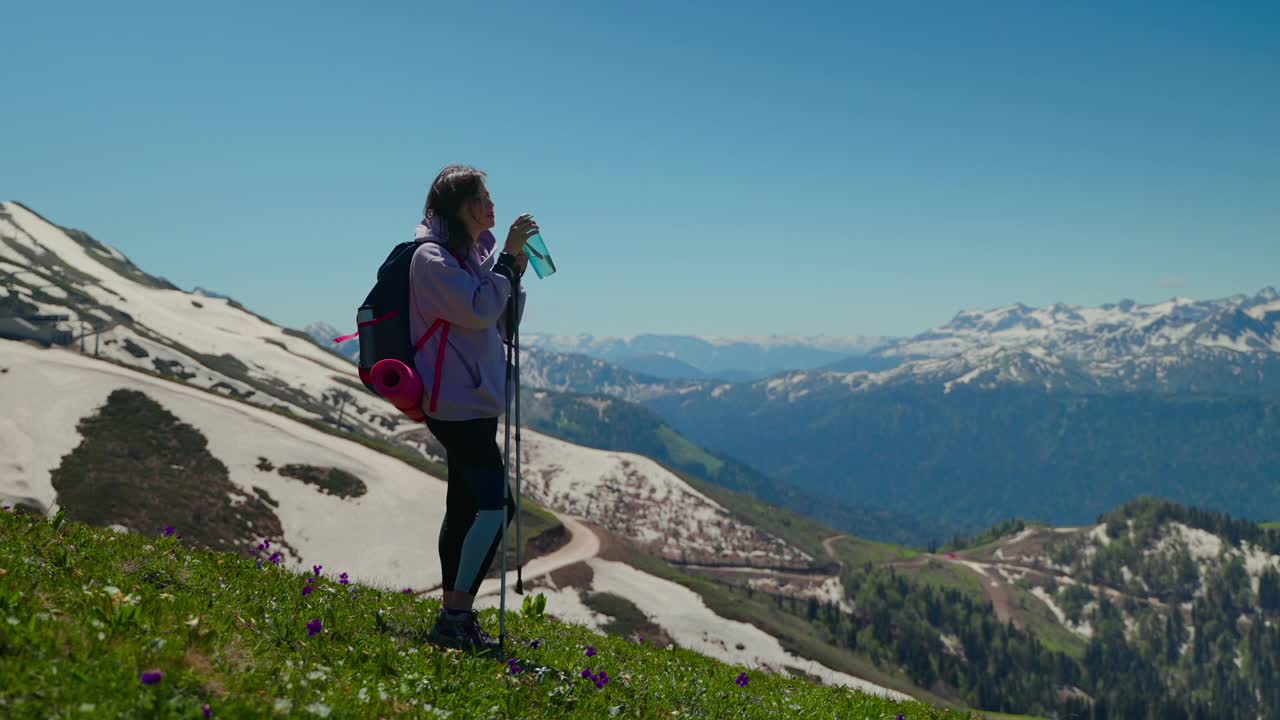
[0,202,399,434]
[519,332,891,381]
[851,291,1280,395]
[636,291,1280,532]
[659,290,1280,400]
[306,320,357,362]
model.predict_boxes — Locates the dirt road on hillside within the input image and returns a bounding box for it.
[822,534,848,559]
[884,554,1021,627]
[473,513,602,602]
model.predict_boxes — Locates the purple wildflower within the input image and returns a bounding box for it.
[203,704,212,718]
[263,539,271,548]
[269,551,282,565]
[140,670,163,685]
[529,639,540,649]
[402,587,413,594]
[584,646,597,657]
[312,565,323,577]
[3,505,11,511]
[581,667,592,679]
[637,635,645,644]
[338,572,350,585]
[302,585,313,596]
[177,534,183,540]
[307,618,323,636]
[896,715,904,720]
[736,672,750,687]
[163,526,175,537]
[594,671,610,689]
[507,658,523,674]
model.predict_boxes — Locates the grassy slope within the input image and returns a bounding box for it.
[0,509,962,720]
[670,467,839,563]
[602,541,967,712]
[826,535,919,567]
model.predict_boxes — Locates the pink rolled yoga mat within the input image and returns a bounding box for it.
[370,359,426,422]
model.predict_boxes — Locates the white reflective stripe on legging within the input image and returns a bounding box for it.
[453,508,506,593]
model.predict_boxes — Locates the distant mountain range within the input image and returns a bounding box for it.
[312,326,892,383]
[859,290,1280,395]
[501,289,1280,532]
[637,289,1280,530]
[520,332,891,381]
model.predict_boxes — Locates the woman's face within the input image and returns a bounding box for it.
[464,182,496,232]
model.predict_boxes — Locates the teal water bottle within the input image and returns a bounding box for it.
[523,232,557,279]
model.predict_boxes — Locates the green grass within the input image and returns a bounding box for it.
[655,425,725,476]
[1262,522,1280,531]
[827,535,919,567]
[507,503,561,561]
[0,509,964,719]
[893,560,987,601]
[1003,585,1087,660]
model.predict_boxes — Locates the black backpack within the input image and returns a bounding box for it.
[349,240,422,393]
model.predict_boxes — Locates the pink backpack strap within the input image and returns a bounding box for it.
[412,317,452,414]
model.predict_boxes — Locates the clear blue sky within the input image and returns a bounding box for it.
[4,1,1277,339]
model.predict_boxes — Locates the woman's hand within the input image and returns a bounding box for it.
[504,213,539,255]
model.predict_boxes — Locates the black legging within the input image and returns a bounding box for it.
[425,416,516,596]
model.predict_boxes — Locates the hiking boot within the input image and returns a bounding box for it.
[427,609,500,655]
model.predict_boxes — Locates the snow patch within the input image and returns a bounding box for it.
[516,431,810,566]
[1029,586,1094,639]
[584,558,910,699]
[0,340,450,590]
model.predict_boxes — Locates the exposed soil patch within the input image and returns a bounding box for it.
[548,560,594,589]
[277,464,367,498]
[50,388,287,556]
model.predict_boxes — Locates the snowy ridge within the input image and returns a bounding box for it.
[1,201,388,432]
[517,430,812,567]
[714,288,1280,400]
[523,333,888,356]
[518,332,890,382]
[881,291,1280,362]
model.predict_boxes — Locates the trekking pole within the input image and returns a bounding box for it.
[500,293,515,655]
[514,277,524,596]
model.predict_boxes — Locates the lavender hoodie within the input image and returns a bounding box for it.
[409,216,526,421]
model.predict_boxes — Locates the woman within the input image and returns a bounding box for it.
[410,164,533,653]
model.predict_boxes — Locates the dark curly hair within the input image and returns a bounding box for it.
[423,164,488,256]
